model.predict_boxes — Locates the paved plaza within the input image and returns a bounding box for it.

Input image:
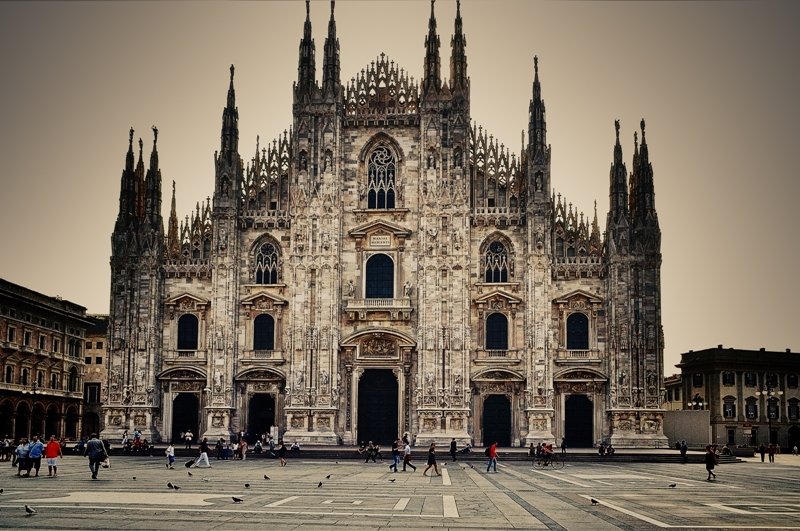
[1,453,799,530]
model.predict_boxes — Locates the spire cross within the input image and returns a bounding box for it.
[152,125,158,144]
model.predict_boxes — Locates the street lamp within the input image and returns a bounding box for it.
[23,382,41,395]
[689,393,705,410]
[756,383,783,445]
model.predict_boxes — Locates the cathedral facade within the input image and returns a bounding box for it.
[102,0,667,448]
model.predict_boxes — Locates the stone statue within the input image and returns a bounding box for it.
[403,281,412,298]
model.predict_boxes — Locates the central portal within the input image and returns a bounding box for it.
[172,393,200,444]
[248,394,275,443]
[564,394,593,447]
[483,395,511,447]
[357,369,399,446]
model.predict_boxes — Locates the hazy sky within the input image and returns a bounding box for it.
[1,0,798,371]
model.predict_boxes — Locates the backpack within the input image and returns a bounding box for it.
[484,447,491,456]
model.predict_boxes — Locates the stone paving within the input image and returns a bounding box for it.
[1,453,799,530]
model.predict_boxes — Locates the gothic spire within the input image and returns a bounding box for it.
[321,1,340,100]
[167,180,180,258]
[422,0,441,95]
[608,119,628,228]
[143,125,163,228]
[220,64,239,161]
[449,0,468,94]
[631,119,658,231]
[115,128,138,233]
[295,0,317,103]
[135,136,145,221]
[528,56,546,154]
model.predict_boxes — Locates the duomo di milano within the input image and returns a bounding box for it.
[102,0,667,448]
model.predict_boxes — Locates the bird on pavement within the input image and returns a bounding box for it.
[167,482,174,489]
[245,484,250,488]
[0,488,4,493]
[468,464,474,469]
[202,478,210,482]
[317,481,323,488]
[232,497,243,503]
[188,471,193,477]
[264,475,270,480]
[132,477,136,480]
[326,474,331,479]
[173,485,181,490]
[591,498,598,506]
[668,483,677,488]
[389,478,396,482]
[25,505,36,515]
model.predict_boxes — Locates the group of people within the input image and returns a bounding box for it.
[597,443,615,455]
[10,435,64,477]
[529,441,554,463]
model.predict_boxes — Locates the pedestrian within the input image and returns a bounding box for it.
[231,441,239,460]
[84,433,108,480]
[184,430,193,450]
[215,437,224,460]
[402,433,410,445]
[165,442,175,469]
[121,430,128,447]
[704,444,718,480]
[15,437,30,477]
[195,437,212,468]
[758,443,766,462]
[365,441,377,463]
[561,437,567,454]
[45,435,62,477]
[402,440,416,472]
[793,445,798,456]
[768,443,776,463]
[240,439,248,461]
[26,435,44,477]
[486,441,498,473]
[449,438,458,462]
[222,439,229,460]
[423,443,442,476]
[278,439,287,467]
[389,438,401,472]
[680,440,688,463]
[268,435,276,458]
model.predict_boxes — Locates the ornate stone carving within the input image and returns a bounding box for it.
[361,336,395,357]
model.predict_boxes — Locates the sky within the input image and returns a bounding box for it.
[1,0,798,372]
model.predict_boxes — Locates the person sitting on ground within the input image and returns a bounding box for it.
[459,442,472,455]
[357,441,366,454]
[598,443,606,456]
[607,444,615,456]
[290,440,300,452]
[253,440,263,453]
[365,441,377,463]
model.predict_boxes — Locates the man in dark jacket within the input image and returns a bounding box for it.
[84,433,108,479]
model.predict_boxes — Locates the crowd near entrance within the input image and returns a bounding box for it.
[171,393,199,444]
[248,394,275,443]
[357,369,398,446]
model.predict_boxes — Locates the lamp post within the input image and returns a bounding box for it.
[23,382,41,396]
[756,382,783,445]
[689,393,705,410]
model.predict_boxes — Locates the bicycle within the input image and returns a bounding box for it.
[532,453,564,470]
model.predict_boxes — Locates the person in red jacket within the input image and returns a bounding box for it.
[486,442,498,473]
[45,435,63,477]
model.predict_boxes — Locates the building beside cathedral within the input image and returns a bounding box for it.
[102,0,666,448]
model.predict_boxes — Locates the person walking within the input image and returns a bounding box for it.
[27,435,45,477]
[84,433,108,480]
[768,444,776,463]
[45,435,62,477]
[195,437,212,468]
[184,430,193,450]
[758,443,766,462]
[680,440,688,463]
[277,439,287,467]
[422,443,442,476]
[165,442,175,469]
[14,437,30,477]
[389,438,401,472]
[449,438,458,462]
[486,441,498,473]
[402,441,416,472]
[561,437,567,454]
[240,439,248,461]
[268,435,276,458]
[704,444,718,480]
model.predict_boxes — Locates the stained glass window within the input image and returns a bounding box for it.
[486,313,508,350]
[566,313,589,350]
[365,254,394,298]
[177,314,199,350]
[254,314,275,351]
[484,241,508,282]
[255,243,279,284]
[367,146,396,209]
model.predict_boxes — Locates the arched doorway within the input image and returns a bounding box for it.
[0,401,14,438]
[83,412,100,438]
[788,425,800,451]
[45,405,59,439]
[483,395,511,447]
[15,403,30,440]
[172,393,200,443]
[357,369,398,446]
[31,404,46,438]
[565,394,593,448]
[248,394,275,443]
[64,407,79,439]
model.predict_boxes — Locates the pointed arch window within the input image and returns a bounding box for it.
[566,312,589,350]
[177,314,199,350]
[255,243,279,284]
[367,146,396,209]
[486,313,508,350]
[253,314,275,351]
[365,254,394,298]
[484,241,509,282]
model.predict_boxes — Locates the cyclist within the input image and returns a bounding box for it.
[541,442,554,465]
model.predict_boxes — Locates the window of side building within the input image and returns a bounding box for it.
[722,397,736,418]
[692,373,703,387]
[788,374,799,388]
[744,372,757,387]
[722,371,735,386]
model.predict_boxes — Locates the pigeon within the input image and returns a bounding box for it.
[317,481,323,488]
[167,482,174,489]
[132,477,136,481]
[25,505,36,515]
[591,498,598,506]
[389,478,396,482]
[187,471,193,477]
[326,474,331,479]
[468,464,474,469]
[0,488,4,494]
[669,483,677,488]
[264,475,270,480]
[232,497,243,503]
[173,485,181,490]
[202,478,209,482]
[245,484,250,488]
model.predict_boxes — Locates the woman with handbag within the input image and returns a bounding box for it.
[84,433,108,479]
